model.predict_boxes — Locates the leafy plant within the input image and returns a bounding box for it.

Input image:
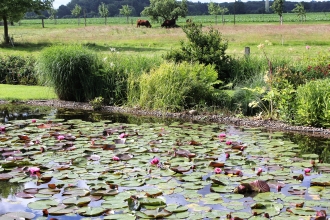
[0,55,37,85]
[89,96,104,111]
[138,61,220,112]
[164,23,231,83]
[295,78,330,127]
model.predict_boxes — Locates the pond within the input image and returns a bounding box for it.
[0,104,329,219]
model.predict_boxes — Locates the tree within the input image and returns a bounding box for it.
[141,0,188,21]
[98,2,109,25]
[208,1,228,24]
[0,0,53,45]
[292,2,306,23]
[48,7,57,24]
[208,2,221,24]
[119,5,133,24]
[271,0,285,25]
[71,4,82,25]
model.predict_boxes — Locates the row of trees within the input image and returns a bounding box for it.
[53,0,330,19]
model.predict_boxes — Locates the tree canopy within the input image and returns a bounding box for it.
[141,0,188,21]
[0,0,53,44]
[271,0,285,25]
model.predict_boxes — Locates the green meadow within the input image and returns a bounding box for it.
[2,13,329,59]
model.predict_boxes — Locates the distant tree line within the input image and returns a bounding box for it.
[23,0,330,19]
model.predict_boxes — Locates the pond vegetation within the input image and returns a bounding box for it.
[0,104,330,219]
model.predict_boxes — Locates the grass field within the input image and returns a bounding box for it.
[0,13,330,59]
[0,84,57,101]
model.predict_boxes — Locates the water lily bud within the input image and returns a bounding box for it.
[277,185,282,192]
[226,140,232,145]
[257,168,263,176]
[32,119,37,123]
[0,126,5,132]
[214,168,222,174]
[57,135,65,141]
[225,153,230,159]
[112,156,120,161]
[150,157,160,165]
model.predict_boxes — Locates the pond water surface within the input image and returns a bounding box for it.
[0,104,329,219]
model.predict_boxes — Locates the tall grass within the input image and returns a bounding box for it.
[136,62,219,112]
[36,44,100,101]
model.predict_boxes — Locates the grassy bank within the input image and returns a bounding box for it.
[0,84,57,101]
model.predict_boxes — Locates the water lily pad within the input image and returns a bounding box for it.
[27,199,59,210]
[0,211,35,220]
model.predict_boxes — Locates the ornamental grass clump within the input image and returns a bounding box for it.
[138,61,220,112]
[36,44,100,102]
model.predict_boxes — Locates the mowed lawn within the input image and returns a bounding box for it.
[0,84,57,101]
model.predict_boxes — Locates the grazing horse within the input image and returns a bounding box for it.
[136,19,152,28]
[161,19,176,28]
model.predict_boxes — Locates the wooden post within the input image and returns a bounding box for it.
[245,47,250,56]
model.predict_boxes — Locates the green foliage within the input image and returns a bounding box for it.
[98,2,109,25]
[137,62,220,112]
[36,44,100,102]
[295,79,330,127]
[208,1,228,24]
[89,96,104,111]
[164,23,231,82]
[270,0,285,24]
[119,5,133,23]
[71,4,82,25]
[292,2,306,22]
[100,51,163,105]
[141,0,188,21]
[0,0,53,44]
[0,55,37,85]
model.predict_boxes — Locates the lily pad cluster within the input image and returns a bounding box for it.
[0,118,329,219]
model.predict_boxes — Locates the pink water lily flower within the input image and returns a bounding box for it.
[304,168,311,174]
[214,168,222,174]
[119,133,128,138]
[150,157,160,165]
[225,153,230,159]
[0,126,5,132]
[57,135,65,141]
[112,156,120,161]
[28,167,40,176]
[31,119,37,123]
[218,133,226,138]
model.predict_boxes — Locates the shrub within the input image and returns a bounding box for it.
[0,55,37,85]
[36,44,100,102]
[295,78,330,127]
[138,62,220,112]
[100,51,162,105]
[164,23,231,83]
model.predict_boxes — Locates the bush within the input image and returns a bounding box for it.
[100,51,162,105]
[36,44,100,102]
[138,62,220,112]
[164,23,231,82]
[0,55,37,85]
[295,78,330,127]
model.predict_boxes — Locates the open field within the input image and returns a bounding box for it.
[0,14,329,61]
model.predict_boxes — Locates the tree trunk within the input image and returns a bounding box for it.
[280,15,283,25]
[3,15,9,44]
[42,18,44,28]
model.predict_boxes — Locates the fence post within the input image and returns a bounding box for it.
[245,47,250,56]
